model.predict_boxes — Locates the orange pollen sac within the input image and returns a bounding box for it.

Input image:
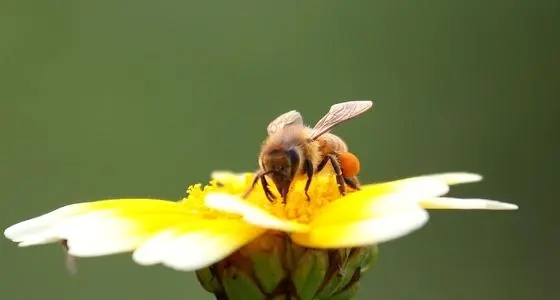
[339,151,360,177]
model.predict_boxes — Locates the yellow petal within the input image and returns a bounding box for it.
[292,205,428,248]
[290,177,450,248]
[133,219,265,271]
[311,176,448,226]
[205,193,310,233]
[419,197,519,210]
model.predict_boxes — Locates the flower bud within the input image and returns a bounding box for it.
[196,231,378,300]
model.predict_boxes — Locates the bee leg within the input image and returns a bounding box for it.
[343,176,361,191]
[260,174,276,202]
[303,158,314,201]
[243,171,276,202]
[242,173,261,199]
[316,156,330,172]
[317,155,346,196]
[327,155,346,196]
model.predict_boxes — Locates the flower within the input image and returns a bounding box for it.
[3,169,517,299]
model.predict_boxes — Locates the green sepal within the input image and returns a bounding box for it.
[328,280,360,300]
[221,267,264,300]
[316,246,378,299]
[195,267,223,295]
[269,296,299,300]
[360,245,378,273]
[315,249,352,299]
[343,247,376,281]
[291,249,329,300]
[250,241,286,294]
[285,236,306,267]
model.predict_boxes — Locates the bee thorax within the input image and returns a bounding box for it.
[316,133,348,155]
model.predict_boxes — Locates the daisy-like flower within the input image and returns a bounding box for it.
[4,169,517,300]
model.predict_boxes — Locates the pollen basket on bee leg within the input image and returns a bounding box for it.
[338,152,361,177]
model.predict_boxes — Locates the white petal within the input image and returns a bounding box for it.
[417,172,483,185]
[57,211,142,256]
[132,230,179,266]
[210,171,249,185]
[385,176,451,199]
[160,233,238,271]
[419,197,519,210]
[338,208,429,246]
[16,234,60,247]
[133,222,264,271]
[4,204,82,245]
[5,208,145,257]
[205,193,309,232]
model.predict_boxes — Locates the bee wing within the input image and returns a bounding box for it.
[266,110,304,135]
[309,100,374,140]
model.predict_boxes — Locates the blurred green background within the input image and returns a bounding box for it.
[1,0,557,299]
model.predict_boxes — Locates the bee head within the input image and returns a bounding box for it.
[262,147,301,201]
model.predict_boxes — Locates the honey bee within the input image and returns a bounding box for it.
[243,100,374,203]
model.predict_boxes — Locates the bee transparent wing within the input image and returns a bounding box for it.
[266,110,304,135]
[309,100,374,140]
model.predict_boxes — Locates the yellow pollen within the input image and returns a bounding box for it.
[180,169,355,224]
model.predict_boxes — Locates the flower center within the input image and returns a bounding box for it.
[182,169,354,224]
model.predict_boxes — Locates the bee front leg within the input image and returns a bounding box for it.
[242,174,260,199]
[303,159,314,201]
[260,174,276,202]
[243,171,276,202]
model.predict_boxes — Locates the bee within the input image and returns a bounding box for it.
[243,100,374,203]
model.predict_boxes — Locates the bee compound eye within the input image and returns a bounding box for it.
[286,149,300,168]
